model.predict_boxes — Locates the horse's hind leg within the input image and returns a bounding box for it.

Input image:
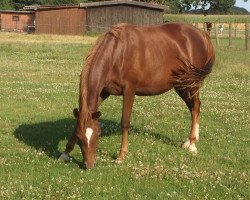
[175,88,201,154]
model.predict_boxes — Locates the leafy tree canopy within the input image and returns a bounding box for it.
[0,0,14,10]
[180,0,249,14]
[0,0,248,14]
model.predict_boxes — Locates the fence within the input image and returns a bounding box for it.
[194,22,250,50]
[164,14,250,50]
[1,17,250,49]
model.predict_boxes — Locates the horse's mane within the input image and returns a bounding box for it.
[79,34,106,123]
[79,25,124,123]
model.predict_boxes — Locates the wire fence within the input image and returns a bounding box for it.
[1,22,249,49]
[193,22,250,50]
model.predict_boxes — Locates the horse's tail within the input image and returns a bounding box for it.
[171,58,214,98]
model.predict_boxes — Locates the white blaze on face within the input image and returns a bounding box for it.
[86,128,93,147]
[195,123,199,141]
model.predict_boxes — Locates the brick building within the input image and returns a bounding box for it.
[1,1,168,35]
[0,10,35,32]
[32,5,86,35]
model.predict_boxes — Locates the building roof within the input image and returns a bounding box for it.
[0,10,34,14]
[80,0,168,11]
[22,4,79,11]
[21,1,168,11]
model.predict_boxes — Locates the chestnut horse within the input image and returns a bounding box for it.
[59,23,215,169]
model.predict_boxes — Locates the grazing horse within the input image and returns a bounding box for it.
[205,22,212,35]
[59,23,215,169]
[218,24,224,36]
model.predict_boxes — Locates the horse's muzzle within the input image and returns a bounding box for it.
[83,162,95,170]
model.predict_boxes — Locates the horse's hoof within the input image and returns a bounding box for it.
[58,152,70,161]
[188,145,197,155]
[182,139,197,155]
[182,139,191,149]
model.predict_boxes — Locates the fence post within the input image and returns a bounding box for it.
[203,22,207,32]
[215,23,219,46]
[246,23,249,50]
[234,24,237,38]
[229,23,232,46]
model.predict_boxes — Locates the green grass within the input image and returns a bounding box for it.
[164,14,250,23]
[0,32,249,199]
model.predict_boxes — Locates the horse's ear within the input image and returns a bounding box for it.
[92,111,101,120]
[73,108,79,118]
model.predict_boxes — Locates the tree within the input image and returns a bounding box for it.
[230,6,249,14]
[135,0,180,13]
[52,0,84,5]
[165,0,180,13]
[180,0,248,14]
[209,0,236,13]
[0,0,13,10]
[11,0,44,10]
[7,0,249,13]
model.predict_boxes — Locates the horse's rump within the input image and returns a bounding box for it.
[171,57,213,97]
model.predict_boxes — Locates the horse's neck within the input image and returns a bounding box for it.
[82,33,116,114]
[86,61,109,113]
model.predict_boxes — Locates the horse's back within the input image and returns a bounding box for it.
[117,23,214,66]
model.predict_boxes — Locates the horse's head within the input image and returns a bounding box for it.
[73,108,101,169]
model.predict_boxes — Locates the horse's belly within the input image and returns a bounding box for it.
[135,81,173,96]
[133,68,173,96]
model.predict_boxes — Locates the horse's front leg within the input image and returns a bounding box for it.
[59,109,81,161]
[115,87,135,163]
[59,132,77,161]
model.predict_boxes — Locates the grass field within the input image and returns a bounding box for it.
[164,14,250,23]
[0,32,249,199]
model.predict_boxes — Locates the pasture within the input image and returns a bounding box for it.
[0,32,249,199]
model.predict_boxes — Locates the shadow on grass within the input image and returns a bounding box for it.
[14,118,179,166]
